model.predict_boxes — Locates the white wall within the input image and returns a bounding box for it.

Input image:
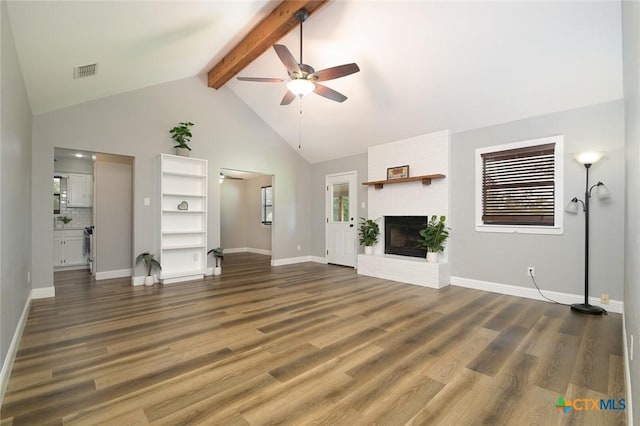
[451,100,625,300]
[622,0,639,423]
[31,75,312,288]
[367,130,450,256]
[1,0,32,392]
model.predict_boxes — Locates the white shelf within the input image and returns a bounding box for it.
[162,230,204,235]
[162,171,206,178]
[162,210,205,214]
[162,193,206,198]
[162,243,206,250]
[160,270,205,280]
[159,154,208,285]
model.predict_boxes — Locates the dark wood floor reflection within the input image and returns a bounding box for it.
[0,253,625,425]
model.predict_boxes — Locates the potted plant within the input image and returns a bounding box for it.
[207,247,224,276]
[418,215,450,263]
[358,217,380,255]
[169,121,194,157]
[135,252,162,286]
[57,216,72,228]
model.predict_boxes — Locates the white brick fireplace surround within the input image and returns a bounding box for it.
[357,129,451,289]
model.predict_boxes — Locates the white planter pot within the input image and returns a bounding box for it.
[426,251,439,263]
[144,275,154,286]
[175,147,190,157]
[364,246,374,255]
[213,266,222,276]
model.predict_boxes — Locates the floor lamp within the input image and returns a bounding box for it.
[565,152,610,315]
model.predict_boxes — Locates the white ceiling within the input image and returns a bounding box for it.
[7,1,623,164]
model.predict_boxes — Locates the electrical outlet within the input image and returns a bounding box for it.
[527,266,535,277]
[193,253,199,262]
[600,293,610,304]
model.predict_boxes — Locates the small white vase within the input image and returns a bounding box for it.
[175,147,190,157]
[426,251,439,263]
[364,246,374,255]
[213,266,222,276]
[144,275,154,286]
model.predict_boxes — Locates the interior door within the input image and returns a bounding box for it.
[326,172,357,267]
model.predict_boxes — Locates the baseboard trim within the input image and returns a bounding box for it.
[0,293,32,405]
[223,247,248,254]
[95,268,132,281]
[223,247,271,256]
[271,256,313,266]
[310,256,328,264]
[622,313,634,425]
[31,286,55,299]
[450,276,623,314]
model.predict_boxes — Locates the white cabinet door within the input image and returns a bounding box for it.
[53,238,66,266]
[53,236,85,266]
[67,174,92,207]
[66,237,85,265]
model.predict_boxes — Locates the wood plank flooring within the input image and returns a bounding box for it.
[0,253,626,425]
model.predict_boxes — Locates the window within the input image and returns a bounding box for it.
[475,136,564,234]
[261,185,273,225]
[53,176,61,214]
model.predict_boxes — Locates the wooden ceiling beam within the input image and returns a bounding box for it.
[207,0,329,90]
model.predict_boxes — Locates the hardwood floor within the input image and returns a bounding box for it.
[1,253,626,425]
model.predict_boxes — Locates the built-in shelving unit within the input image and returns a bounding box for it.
[362,174,446,189]
[159,154,207,284]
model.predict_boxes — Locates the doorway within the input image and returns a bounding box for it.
[325,171,357,267]
[53,148,134,281]
[219,169,274,258]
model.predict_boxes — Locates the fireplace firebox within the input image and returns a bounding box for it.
[384,216,428,258]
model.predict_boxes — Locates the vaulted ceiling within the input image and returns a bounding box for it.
[6,1,623,164]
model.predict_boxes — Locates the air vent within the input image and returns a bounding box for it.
[73,63,98,79]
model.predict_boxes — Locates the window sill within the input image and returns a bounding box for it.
[475,224,563,235]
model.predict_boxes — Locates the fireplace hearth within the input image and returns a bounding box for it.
[385,216,428,258]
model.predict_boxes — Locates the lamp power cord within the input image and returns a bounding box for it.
[528,271,570,306]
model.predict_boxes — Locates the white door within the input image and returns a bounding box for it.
[326,172,357,267]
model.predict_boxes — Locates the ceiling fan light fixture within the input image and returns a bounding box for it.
[287,79,315,96]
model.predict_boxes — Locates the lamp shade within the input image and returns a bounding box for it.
[574,152,604,165]
[596,182,611,199]
[287,79,315,96]
[565,198,579,213]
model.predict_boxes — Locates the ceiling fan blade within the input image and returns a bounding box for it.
[237,77,285,83]
[280,90,297,106]
[313,84,347,103]
[273,44,302,77]
[313,63,360,82]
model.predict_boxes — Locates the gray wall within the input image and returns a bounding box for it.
[1,0,32,379]
[245,175,273,252]
[310,153,368,257]
[94,154,133,273]
[31,75,312,286]
[451,100,625,300]
[622,1,639,422]
[220,178,247,250]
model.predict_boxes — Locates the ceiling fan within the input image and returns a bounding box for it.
[237,9,360,105]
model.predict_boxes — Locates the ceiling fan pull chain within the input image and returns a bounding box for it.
[298,108,303,149]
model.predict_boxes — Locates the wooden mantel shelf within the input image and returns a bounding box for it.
[362,174,446,189]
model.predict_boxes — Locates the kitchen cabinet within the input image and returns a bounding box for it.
[54,230,86,268]
[158,154,207,284]
[67,174,93,207]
